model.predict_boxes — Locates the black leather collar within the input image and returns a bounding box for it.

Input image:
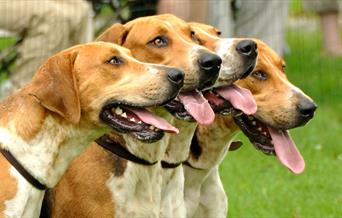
[95,135,158,166]
[161,161,182,169]
[0,148,47,190]
[182,161,204,170]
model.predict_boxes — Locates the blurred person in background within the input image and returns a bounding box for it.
[208,0,290,56]
[302,0,342,56]
[157,0,289,56]
[157,0,208,23]
[0,0,93,100]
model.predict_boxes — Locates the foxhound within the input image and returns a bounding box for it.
[0,42,183,218]
[159,23,259,217]
[42,14,222,218]
[183,23,317,217]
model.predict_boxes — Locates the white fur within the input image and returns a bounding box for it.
[0,116,107,217]
[160,120,198,218]
[183,166,210,217]
[105,110,174,218]
[4,167,45,218]
[163,121,198,163]
[0,117,105,187]
[216,38,235,58]
[160,166,186,218]
[182,116,239,218]
[192,167,227,218]
[106,161,163,218]
[215,38,245,85]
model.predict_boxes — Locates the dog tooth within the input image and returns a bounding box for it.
[248,116,254,120]
[121,112,127,118]
[252,121,256,126]
[257,127,262,131]
[262,131,267,135]
[149,126,155,130]
[130,118,135,122]
[234,111,243,117]
[115,107,123,115]
[138,121,142,124]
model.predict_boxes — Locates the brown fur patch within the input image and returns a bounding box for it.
[0,93,46,142]
[110,154,128,177]
[98,133,128,177]
[189,22,220,51]
[46,143,117,218]
[96,133,128,177]
[189,134,202,160]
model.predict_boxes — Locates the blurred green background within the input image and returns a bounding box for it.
[221,1,342,217]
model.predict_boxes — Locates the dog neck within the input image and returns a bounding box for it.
[0,91,106,217]
[121,108,174,163]
[187,115,239,169]
[162,118,198,164]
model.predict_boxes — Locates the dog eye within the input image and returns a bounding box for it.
[108,56,123,65]
[217,31,222,36]
[191,31,202,45]
[150,36,168,48]
[252,71,268,81]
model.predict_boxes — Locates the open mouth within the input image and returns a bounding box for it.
[100,103,178,143]
[164,90,215,125]
[204,84,257,116]
[164,99,194,122]
[234,114,305,174]
[204,91,236,116]
[200,82,305,174]
[234,114,274,155]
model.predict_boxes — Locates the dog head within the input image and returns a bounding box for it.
[97,14,223,125]
[188,22,258,117]
[233,39,317,174]
[236,39,316,129]
[189,22,258,85]
[187,24,316,174]
[29,42,184,142]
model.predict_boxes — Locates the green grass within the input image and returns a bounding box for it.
[0,37,16,51]
[289,0,304,16]
[220,29,342,217]
[0,37,16,80]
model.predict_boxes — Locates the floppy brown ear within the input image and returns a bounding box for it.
[29,51,81,124]
[96,23,129,45]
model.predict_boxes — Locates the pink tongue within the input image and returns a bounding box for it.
[125,107,179,134]
[178,90,215,125]
[215,84,257,115]
[269,128,305,174]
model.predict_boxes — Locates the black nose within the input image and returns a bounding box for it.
[167,68,184,86]
[236,40,258,59]
[198,53,222,71]
[297,99,317,117]
[198,53,222,90]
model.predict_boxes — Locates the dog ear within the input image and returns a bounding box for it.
[29,51,81,124]
[96,23,129,45]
